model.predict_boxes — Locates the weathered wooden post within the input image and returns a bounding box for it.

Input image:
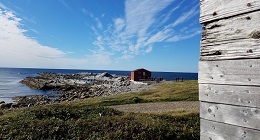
[199,0,260,139]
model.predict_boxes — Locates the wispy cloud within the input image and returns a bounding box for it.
[169,3,199,28]
[167,30,201,42]
[114,18,125,33]
[117,54,134,60]
[95,17,103,29]
[0,1,200,69]
[30,28,39,34]
[82,8,94,18]
[57,0,72,11]
[0,7,109,69]
[0,2,9,10]
[159,4,181,25]
[0,9,60,66]
[82,8,103,30]
[124,0,174,37]
[91,0,201,62]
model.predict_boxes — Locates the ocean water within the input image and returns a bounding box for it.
[0,68,198,103]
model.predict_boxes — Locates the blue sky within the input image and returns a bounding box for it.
[0,0,201,72]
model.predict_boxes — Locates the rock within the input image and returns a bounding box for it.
[97,72,112,78]
[0,103,12,109]
[11,103,20,108]
[18,71,152,103]
[0,101,5,104]
[0,104,5,109]
[13,95,50,107]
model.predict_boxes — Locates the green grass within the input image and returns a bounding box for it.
[78,80,198,107]
[0,80,199,140]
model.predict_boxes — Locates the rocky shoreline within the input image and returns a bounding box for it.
[0,72,154,109]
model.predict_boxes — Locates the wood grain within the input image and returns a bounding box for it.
[200,0,260,23]
[201,119,260,140]
[199,84,260,108]
[199,59,260,86]
[202,10,260,42]
[200,0,260,138]
[200,102,260,130]
[200,39,260,61]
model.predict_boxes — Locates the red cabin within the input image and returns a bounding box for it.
[131,68,151,81]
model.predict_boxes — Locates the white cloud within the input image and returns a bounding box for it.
[117,54,134,60]
[87,52,112,65]
[82,9,103,30]
[167,30,201,42]
[95,17,103,29]
[144,45,153,53]
[144,28,173,46]
[57,0,72,11]
[169,4,199,28]
[0,9,65,67]
[91,0,201,61]
[114,18,125,32]
[82,8,94,18]
[0,8,113,69]
[0,2,10,10]
[159,3,181,25]
[125,0,174,37]
[30,28,39,34]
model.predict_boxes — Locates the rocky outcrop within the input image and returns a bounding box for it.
[0,72,154,110]
[8,72,154,109]
[0,95,54,110]
[13,95,51,106]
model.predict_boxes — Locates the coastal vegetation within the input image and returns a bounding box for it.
[0,80,199,140]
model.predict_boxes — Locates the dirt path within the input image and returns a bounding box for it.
[108,101,199,113]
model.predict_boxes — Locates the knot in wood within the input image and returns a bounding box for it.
[214,51,221,55]
[212,12,217,16]
[251,30,260,39]
[247,3,252,7]
[247,49,253,53]
[242,131,247,138]
[246,16,251,20]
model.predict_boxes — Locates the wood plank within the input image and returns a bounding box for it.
[198,59,260,86]
[201,10,260,43]
[200,102,260,130]
[200,0,260,23]
[201,119,260,140]
[199,84,260,108]
[200,39,260,61]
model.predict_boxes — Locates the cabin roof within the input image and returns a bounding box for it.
[132,68,151,72]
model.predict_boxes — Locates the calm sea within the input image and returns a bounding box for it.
[0,68,198,103]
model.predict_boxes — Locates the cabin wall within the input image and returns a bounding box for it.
[130,69,151,81]
[199,0,260,139]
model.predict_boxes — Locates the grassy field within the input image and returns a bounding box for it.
[81,80,198,106]
[0,80,199,140]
